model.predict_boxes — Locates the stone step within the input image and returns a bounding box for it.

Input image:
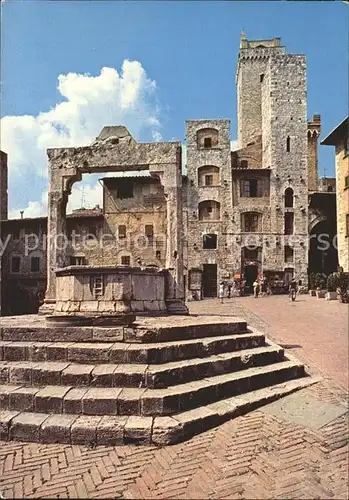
[0,331,265,365]
[0,316,248,343]
[0,344,283,389]
[0,376,319,445]
[0,359,305,417]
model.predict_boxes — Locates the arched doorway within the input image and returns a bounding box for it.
[309,218,338,276]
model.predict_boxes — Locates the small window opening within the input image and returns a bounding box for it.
[70,256,86,266]
[31,257,40,272]
[205,175,213,186]
[327,186,333,193]
[203,234,217,249]
[240,160,248,169]
[121,255,131,266]
[260,74,264,83]
[117,181,134,199]
[286,136,291,152]
[204,137,212,148]
[11,256,21,273]
[118,225,126,239]
[156,250,161,259]
[145,224,154,242]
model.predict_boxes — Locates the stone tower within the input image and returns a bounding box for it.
[307,114,321,191]
[236,34,285,148]
[235,35,309,286]
[185,120,233,297]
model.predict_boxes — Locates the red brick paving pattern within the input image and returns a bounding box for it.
[0,297,348,499]
[191,295,348,390]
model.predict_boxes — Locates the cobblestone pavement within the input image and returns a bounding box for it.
[0,297,348,499]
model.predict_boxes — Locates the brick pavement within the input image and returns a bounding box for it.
[0,297,348,499]
[190,294,348,390]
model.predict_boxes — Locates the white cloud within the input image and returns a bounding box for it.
[2,60,163,216]
[8,190,48,219]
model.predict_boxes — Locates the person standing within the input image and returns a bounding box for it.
[253,279,260,298]
[219,282,225,303]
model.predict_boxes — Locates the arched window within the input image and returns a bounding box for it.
[198,166,220,186]
[285,187,294,208]
[327,186,333,193]
[241,212,262,233]
[198,200,220,221]
[196,128,219,149]
[286,136,291,152]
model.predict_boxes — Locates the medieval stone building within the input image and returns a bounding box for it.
[0,34,339,314]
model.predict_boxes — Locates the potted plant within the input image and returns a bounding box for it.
[326,273,340,300]
[308,272,317,296]
[337,273,349,303]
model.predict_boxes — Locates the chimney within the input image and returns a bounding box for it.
[20,211,24,219]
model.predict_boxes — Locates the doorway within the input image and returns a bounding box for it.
[202,264,217,298]
[244,265,258,292]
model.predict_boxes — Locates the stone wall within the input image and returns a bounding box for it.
[335,140,349,272]
[0,151,8,315]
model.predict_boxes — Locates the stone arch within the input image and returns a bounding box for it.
[41,126,187,314]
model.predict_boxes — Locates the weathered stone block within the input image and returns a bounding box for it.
[63,387,89,414]
[10,412,50,442]
[61,364,93,386]
[0,410,20,440]
[82,388,121,415]
[96,415,128,445]
[40,414,77,444]
[35,386,70,413]
[70,415,102,445]
[152,416,183,446]
[124,416,152,445]
[10,387,39,411]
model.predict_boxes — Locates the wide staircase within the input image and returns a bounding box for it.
[0,315,314,446]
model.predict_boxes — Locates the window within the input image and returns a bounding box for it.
[284,212,294,235]
[240,160,248,169]
[242,213,261,233]
[198,166,220,186]
[30,257,40,272]
[90,275,104,298]
[285,188,294,208]
[11,256,20,273]
[241,179,262,197]
[156,250,161,259]
[12,230,20,241]
[284,246,294,263]
[204,137,212,148]
[345,176,349,189]
[203,234,217,249]
[244,248,258,260]
[327,186,333,193]
[70,256,86,266]
[205,175,213,186]
[117,181,134,199]
[145,224,154,242]
[86,226,97,240]
[118,225,126,239]
[260,74,264,83]
[121,255,131,266]
[198,200,221,221]
[286,136,291,152]
[344,136,349,156]
[196,128,219,148]
[346,214,349,237]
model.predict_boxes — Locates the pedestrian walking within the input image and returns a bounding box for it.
[227,282,232,299]
[219,282,225,303]
[253,279,260,298]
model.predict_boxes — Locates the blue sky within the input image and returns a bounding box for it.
[1,0,348,217]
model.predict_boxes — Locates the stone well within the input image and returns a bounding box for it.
[53,265,171,318]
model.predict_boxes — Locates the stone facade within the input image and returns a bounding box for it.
[0,150,8,315]
[0,35,339,313]
[321,117,349,272]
